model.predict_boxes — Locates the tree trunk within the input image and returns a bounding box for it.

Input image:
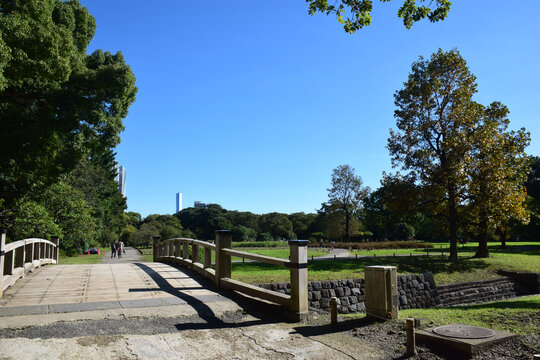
[474,214,490,258]
[447,185,459,263]
[501,227,507,248]
[345,211,351,242]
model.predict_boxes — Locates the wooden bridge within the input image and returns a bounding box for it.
[0,230,308,321]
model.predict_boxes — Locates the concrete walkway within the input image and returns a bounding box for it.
[0,261,234,317]
[101,246,143,263]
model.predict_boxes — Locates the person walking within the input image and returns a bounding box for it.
[111,240,117,259]
[118,240,124,259]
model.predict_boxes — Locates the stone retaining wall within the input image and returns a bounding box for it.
[259,272,441,314]
[437,278,519,307]
[259,272,540,314]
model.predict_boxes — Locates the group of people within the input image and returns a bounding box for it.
[110,240,125,259]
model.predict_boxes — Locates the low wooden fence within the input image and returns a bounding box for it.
[153,230,308,321]
[0,230,59,297]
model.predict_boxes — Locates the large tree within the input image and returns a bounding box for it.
[465,104,530,257]
[388,49,530,262]
[0,0,137,214]
[388,49,483,262]
[325,165,370,241]
[307,0,451,33]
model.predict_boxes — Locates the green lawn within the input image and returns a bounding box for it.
[59,247,109,264]
[399,295,540,336]
[230,244,540,285]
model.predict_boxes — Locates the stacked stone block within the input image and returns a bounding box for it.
[437,277,518,307]
[259,272,440,314]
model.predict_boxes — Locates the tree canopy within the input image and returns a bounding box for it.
[0,0,137,211]
[325,165,370,241]
[306,0,451,33]
[388,49,530,261]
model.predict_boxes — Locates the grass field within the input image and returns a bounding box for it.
[399,295,540,336]
[230,242,540,285]
[59,247,109,264]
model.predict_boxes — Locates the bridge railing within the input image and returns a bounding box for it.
[0,230,59,297]
[153,230,308,321]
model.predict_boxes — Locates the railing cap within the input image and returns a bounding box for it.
[288,240,309,246]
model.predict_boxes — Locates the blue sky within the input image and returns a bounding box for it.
[84,0,540,217]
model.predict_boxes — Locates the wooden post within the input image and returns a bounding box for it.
[0,230,6,297]
[153,236,161,262]
[289,239,309,321]
[215,230,232,288]
[406,318,416,356]
[204,246,212,269]
[330,296,338,325]
[51,236,59,264]
[15,241,25,277]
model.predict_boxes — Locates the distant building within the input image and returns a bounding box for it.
[194,201,207,208]
[114,163,126,196]
[176,192,183,213]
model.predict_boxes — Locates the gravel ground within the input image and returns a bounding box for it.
[307,313,540,360]
[0,304,538,359]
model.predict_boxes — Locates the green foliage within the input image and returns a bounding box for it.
[42,181,96,255]
[324,165,369,241]
[8,198,61,241]
[306,0,451,33]
[388,48,530,261]
[390,222,415,241]
[259,212,294,239]
[0,0,137,211]
[232,225,257,242]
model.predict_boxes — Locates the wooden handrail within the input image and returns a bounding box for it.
[0,232,59,297]
[154,231,309,321]
[221,248,289,267]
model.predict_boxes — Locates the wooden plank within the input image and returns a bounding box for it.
[220,278,290,306]
[221,249,289,267]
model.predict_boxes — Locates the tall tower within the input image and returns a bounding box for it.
[176,192,182,213]
[114,163,126,197]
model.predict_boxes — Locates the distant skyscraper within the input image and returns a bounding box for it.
[114,163,126,196]
[194,201,206,208]
[176,192,183,213]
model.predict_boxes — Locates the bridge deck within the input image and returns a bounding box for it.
[0,262,229,317]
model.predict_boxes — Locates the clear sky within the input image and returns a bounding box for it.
[83,0,540,217]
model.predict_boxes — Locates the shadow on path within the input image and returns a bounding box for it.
[132,262,286,331]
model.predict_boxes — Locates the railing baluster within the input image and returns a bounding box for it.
[182,240,189,260]
[52,236,59,264]
[15,242,25,277]
[0,230,6,297]
[153,236,161,262]
[204,247,212,269]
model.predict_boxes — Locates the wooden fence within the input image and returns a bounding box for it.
[0,230,59,297]
[153,230,308,321]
